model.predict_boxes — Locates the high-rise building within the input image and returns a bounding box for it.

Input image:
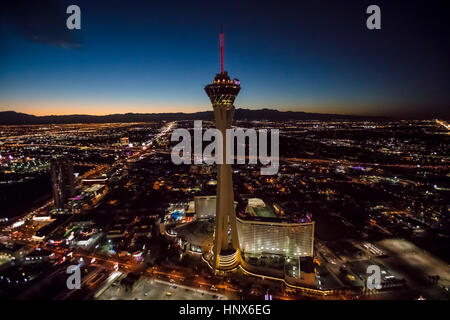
[237,219,314,257]
[204,29,242,270]
[50,156,75,210]
[237,198,314,258]
[194,196,217,219]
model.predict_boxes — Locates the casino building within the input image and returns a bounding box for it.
[237,218,314,258]
[236,198,316,285]
[170,196,316,284]
[237,198,314,258]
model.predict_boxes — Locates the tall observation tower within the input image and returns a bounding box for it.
[204,29,241,271]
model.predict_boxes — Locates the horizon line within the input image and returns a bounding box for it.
[0,108,394,118]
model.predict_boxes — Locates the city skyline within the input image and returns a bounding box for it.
[1,0,449,118]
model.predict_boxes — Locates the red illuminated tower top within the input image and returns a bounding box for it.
[204,27,241,106]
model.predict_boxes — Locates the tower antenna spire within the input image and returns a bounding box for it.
[220,25,224,73]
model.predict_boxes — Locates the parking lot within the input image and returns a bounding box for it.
[96,276,227,300]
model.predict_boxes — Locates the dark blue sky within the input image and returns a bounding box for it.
[0,0,449,117]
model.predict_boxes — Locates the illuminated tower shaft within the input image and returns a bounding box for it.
[204,29,241,270]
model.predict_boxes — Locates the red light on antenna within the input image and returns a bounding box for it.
[220,30,224,73]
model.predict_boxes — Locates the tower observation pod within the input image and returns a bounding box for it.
[204,28,241,271]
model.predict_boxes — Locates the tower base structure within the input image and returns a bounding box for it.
[216,248,240,270]
[203,248,241,272]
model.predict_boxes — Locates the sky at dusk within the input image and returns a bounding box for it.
[0,0,449,118]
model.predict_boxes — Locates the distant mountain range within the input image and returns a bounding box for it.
[0,109,387,125]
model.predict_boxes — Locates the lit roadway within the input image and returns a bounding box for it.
[435,119,450,131]
[282,157,448,170]
[2,142,132,152]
